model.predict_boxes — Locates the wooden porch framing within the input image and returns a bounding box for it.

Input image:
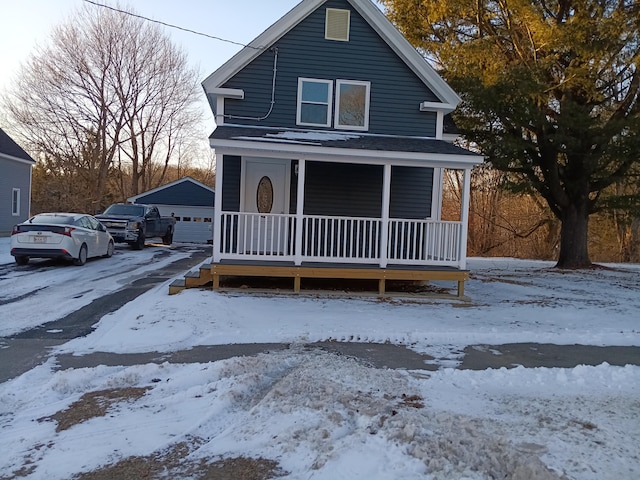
[170,260,469,297]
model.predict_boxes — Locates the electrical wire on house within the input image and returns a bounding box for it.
[223,48,279,122]
[82,0,280,121]
[81,0,263,50]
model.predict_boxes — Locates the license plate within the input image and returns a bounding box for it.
[32,235,46,243]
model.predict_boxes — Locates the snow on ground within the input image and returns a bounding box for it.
[1,236,639,479]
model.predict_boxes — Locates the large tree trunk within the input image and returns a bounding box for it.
[556,202,592,268]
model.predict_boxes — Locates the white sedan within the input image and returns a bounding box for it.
[10,213,115,266]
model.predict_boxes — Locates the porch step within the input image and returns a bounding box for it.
[169,263,213,294]
[169,278,186,295]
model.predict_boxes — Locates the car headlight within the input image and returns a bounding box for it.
[127,221,140,230]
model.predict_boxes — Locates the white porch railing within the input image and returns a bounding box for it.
[219,212,462,266]
[302,215,381,263]
[387,219,461,264]
[220,212,295,258]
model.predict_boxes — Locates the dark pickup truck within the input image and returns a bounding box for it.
[96,204,175,249]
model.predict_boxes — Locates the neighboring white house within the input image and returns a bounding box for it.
[0,128,35,236]
[128,177,215,243]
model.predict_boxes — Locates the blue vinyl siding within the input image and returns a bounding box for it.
[302,162,383,217]
[390,166,433,219]
[222,156,242,212]
[134,181,214,207]
[221,0,438,137]
[288,161,433,219]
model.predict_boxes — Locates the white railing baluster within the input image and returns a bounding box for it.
[216,213,461,266]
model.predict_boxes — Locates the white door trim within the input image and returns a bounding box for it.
[240,157,291,214]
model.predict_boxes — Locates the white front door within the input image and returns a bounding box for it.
[242,158,290,254]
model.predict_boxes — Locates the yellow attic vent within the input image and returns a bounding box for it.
[325,8,350,41]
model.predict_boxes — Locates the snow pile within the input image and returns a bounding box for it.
[4,348,637,479]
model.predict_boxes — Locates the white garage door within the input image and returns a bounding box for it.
[155,205,213,243]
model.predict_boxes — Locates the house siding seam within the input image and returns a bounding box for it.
[220,0,438,137]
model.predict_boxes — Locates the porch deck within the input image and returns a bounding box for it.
[170,259,469,297]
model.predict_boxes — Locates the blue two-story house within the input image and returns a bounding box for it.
[188,0,482,296]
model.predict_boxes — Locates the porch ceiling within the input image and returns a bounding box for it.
[210,126,482,168]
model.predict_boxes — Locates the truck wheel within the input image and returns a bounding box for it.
[162,230,173,245]
[132,232,145,250]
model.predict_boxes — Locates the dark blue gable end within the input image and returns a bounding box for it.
[220,0,439,137]
[134,181,215,207]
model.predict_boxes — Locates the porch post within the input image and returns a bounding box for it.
[379,163,391,268]
[294,159,306,266]
[212,153,224,263]
[459,167,472,270]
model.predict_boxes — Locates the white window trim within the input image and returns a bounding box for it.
[334,79,371,131]
[296,78,333,128]
[12,188,20,216]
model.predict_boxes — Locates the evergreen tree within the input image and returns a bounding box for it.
[382,0,640,267]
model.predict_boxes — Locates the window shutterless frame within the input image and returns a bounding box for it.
[296,78,333,127]
[335,79,371,131]
[12,188,20,216]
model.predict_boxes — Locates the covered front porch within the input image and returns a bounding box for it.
[169,127,480,297]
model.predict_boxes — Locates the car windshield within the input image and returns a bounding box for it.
[29,214,75,225]
[103,204,145,216]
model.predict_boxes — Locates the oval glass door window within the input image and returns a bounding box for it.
[256,176,274,213]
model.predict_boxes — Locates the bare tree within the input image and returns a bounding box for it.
[3,4,202,211]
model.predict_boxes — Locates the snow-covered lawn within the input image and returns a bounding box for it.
[1,236,639,479]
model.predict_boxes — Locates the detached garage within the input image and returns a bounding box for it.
[128,177,215,244]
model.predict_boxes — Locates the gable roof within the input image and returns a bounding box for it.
[127,177,215,206]
[0,127,36,165]
[202,0,460,109]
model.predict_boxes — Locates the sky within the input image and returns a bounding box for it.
[0,0,305,133]
[0,237,639,479]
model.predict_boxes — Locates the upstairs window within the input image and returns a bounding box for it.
[297,78,333,127]
[12,188,20,216]
[297,78,371,131]
[325,8,350,42]
[335,80,370,131]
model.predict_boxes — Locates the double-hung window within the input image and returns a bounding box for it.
[12,188,20,216]
[297,78,333,127]
[296,78,371,131]
[335,80,370,131]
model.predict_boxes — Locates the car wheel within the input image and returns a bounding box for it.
[105,240,114,258]
[162,230,173,245]
[132,232,145,250]
[74,244,88,266]
[15,255,29,266]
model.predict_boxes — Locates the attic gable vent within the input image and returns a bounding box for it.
[325,8,350,41]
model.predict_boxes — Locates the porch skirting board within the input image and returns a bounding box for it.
[206,261,468,297]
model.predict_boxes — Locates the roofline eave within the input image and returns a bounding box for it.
[210,138,483,169]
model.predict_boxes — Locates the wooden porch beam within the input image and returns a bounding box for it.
[210,263,468,296]
[379,163,391,268]
[294,159,306,266]
[459,168,472,270]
